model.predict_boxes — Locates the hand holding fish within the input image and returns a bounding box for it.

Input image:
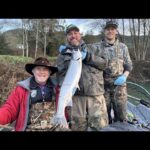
[51,114,69,129]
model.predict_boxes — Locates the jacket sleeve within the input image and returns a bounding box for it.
[123,44,133,72]
[0,87,20,125]
[83,44,108,70]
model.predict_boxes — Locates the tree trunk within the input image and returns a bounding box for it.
[35,20,39,58]
[129,19,137,60]
[137,19,141,60]
[122,19,125,43]
[22,22,25,57]
[25,29,28,57]
[143,19,150,60]
[44,32,47,57]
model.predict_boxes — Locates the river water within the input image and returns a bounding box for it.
[127,81,150,105]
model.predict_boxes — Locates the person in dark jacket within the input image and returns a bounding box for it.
[56,24,108,131]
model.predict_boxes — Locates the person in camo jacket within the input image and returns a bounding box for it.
[92,20,133,124]
[56,24,109,131]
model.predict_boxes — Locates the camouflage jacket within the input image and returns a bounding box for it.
[56,40,107,96]
[93,39,133,79]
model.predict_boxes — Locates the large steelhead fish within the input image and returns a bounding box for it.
[51,49,82,128]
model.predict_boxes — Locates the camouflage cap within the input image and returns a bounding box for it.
[65,24,80,34]
[104,20,118,29]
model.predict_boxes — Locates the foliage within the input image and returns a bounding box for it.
[0,33,10,55]
[0,55,33,64]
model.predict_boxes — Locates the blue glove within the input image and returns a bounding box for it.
[58,45,67,53]
[58,45,72,55]
[114,74,126,85]
[81,49,87,60]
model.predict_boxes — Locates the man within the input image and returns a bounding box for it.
[95,20,133,123]
[56,24,108,131]
[0,57,58,131]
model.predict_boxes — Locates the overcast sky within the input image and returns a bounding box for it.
[65,19,99,35]
[0,19,130,35]
[65,19,130,35]
[0,19,98,34]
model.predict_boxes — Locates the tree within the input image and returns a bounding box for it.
[129,19,150,61]
[21,19,32,57]
[21,19,61,57]
[141,19,150,60]
[122,19,125,43]
[0,32,9,55]
[88,19,119,38]
[35,19,39,58]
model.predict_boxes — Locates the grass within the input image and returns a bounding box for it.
[0,55,33,64]
[47,57,57,61]
[0,55,57,64]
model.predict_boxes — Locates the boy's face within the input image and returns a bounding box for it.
[104,27,118,41]
[66,30,81,47]
[32,66,50,85]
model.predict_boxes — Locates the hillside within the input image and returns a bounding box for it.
[3,29,23,49]
[2,28,150,61]
[3,29,66,57]
[1,29,140,51]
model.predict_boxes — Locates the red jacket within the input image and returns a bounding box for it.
[0,78,69,131]
[0,78,31,131]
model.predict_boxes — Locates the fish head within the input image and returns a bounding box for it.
[72,49,82,60]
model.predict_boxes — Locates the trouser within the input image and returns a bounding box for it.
[71,95,108,131]
[104,83,127,124]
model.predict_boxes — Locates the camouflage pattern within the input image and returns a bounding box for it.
[56,40,107,96]
[92,39,132,123]
[26,102,55,131]
[56,40,108,130]
[71,95,108,131]
[93,39,133,78]
[104,79,128,123]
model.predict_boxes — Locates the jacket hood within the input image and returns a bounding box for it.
[17,77,31,91]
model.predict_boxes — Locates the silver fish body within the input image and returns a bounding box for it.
[51,49,82,127]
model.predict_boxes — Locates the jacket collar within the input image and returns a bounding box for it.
[102,38,119,47]
[17,77,31,91]
[17,77,54,91]
[30,77,54,89]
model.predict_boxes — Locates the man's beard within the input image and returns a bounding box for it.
[69,39,80,46]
